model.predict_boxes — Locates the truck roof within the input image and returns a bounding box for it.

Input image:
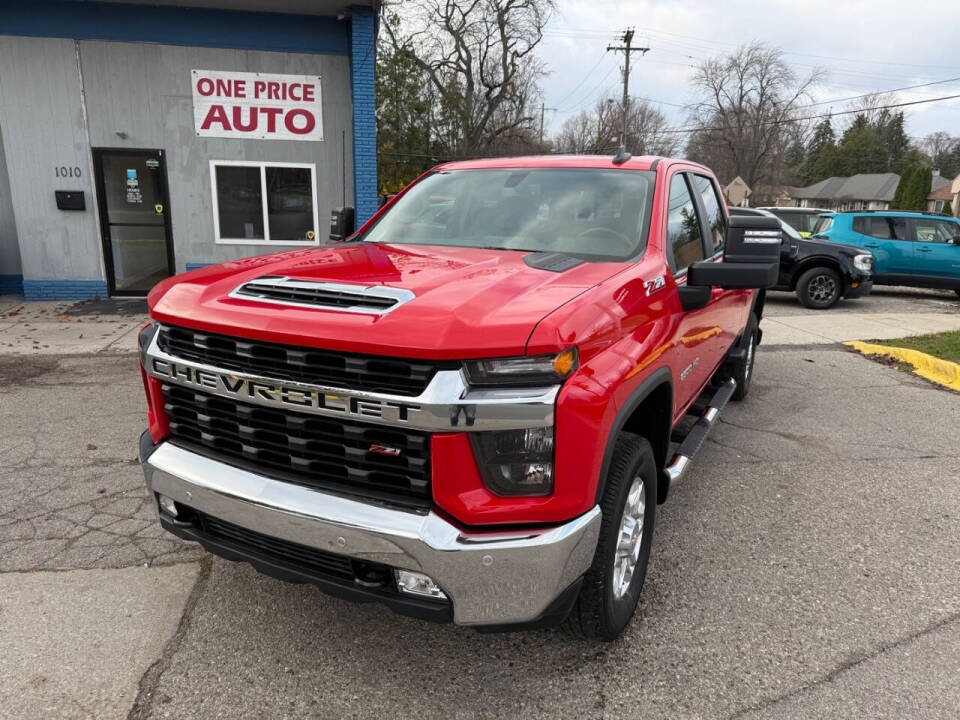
[433,154,711,173]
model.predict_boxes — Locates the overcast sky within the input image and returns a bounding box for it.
[539,0,960,145]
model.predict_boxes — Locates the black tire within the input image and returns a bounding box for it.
[729,313,758,401]
[564,433,657,641]
[796,266,842,309]
[954,289,960,299]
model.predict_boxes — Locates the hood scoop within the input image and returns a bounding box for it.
[229,276,414,315]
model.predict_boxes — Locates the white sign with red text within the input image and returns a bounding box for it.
[191,69,323,142]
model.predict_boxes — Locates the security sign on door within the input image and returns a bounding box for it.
[192,69,323,142]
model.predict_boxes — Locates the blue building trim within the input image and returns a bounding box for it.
[0,274,23,295]
[350,7,378,225]
[23,279,108,301]
[0,1,348,55]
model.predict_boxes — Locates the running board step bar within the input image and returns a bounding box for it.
[664,378,736,483]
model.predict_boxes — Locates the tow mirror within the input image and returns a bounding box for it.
[329,206,355,241]
[687,215,781,289]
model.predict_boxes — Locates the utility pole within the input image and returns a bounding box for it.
[607,29,649,154]
[539,103,557,144]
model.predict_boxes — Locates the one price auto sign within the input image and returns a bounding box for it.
[191,69,323,142]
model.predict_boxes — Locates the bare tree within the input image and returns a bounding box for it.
[685,43,820,191]
[383,0,554,157]
[554,96,679,156]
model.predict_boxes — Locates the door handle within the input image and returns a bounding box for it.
[864,243,880,248]
[916,247,932,253]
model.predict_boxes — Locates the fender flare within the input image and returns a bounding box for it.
[594,366,674,505]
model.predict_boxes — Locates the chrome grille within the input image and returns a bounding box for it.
[157,325,451,397]
[162,384,432,508]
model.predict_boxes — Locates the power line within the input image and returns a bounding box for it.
[659,91,960,135]
[553,52,613,108]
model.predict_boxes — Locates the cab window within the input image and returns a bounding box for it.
[690,175,725,253]
[666,174,705,273]
[914,218,960,244]
[853,216,908,240]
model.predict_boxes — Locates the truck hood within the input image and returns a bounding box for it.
[149,243,626,359]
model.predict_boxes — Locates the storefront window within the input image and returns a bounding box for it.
[210,161,318,244]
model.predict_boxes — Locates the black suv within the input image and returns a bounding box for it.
[729,207,873,309]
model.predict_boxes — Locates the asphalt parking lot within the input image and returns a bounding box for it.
[1,288,959,719]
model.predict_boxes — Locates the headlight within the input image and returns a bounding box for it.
[463,348,578,387]
[470,428,554,496]
[853,254,873,274]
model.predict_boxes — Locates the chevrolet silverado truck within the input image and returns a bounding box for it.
[138,155,780,640]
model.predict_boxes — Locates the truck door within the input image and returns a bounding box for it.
[688,173,751,353]
[910,217,960,283]
[853,215,911,277]
[664,173,728,414]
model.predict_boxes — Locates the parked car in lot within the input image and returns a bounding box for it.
[812,211,960,298]
[730,207,873,309]
[759,206,829,237]
[137,155,781,640]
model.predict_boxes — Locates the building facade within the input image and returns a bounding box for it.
[0,0,378,299]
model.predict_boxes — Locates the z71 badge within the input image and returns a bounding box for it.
[644,275,666,296]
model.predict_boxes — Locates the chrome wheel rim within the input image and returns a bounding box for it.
[613,476,646,599]
[809,275,837,304]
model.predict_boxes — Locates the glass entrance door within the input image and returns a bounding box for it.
[93,149,174,295]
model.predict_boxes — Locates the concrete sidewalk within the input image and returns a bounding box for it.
[0,296,149,355]
[761,311,960,346]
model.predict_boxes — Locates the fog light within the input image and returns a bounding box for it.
[158,494,178,517]
[470,428,555,496]
[395,570,446,599]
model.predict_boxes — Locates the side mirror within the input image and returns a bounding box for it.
[329,206,355,241]
[687,215,781,289]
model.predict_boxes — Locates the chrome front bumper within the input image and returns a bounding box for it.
[142,442,601,626]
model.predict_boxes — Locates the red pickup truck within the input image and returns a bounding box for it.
[138,155,780,639]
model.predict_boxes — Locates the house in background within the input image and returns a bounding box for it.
[790,171,957,214]
[790,173,900,211]
[926,171,958,214]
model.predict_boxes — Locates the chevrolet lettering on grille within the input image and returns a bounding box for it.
[150,358,422,423]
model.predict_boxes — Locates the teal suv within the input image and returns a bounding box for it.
[813,211,960,298]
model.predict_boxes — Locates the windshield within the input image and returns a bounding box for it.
[362,168,656,260]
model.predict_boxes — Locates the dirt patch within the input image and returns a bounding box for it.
[0,355,59,386]
[63,298,148,317]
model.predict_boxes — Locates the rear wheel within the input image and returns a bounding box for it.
[564,433,656,641]
[797,266,841,309]
[954,289,960,299]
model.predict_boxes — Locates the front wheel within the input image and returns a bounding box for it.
[796,266,841,309]
[729,312,758,401]
[564,433,657,641]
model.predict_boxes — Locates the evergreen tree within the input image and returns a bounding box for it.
[890,165,916,209]
[801,117,836,185]
[837,115,887,175]
[810,143,842,183]
[906,166,933,211]
[943,200,954,216]
[875,110,910,172]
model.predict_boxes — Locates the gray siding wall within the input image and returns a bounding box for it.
[0,122,22,277]
[0,37,103,281]
[78,41,354,270]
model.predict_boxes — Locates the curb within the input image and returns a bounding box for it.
[844,340,960,391]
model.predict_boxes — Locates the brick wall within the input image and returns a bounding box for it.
[22,279,108,300]
[350,7,377,226]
